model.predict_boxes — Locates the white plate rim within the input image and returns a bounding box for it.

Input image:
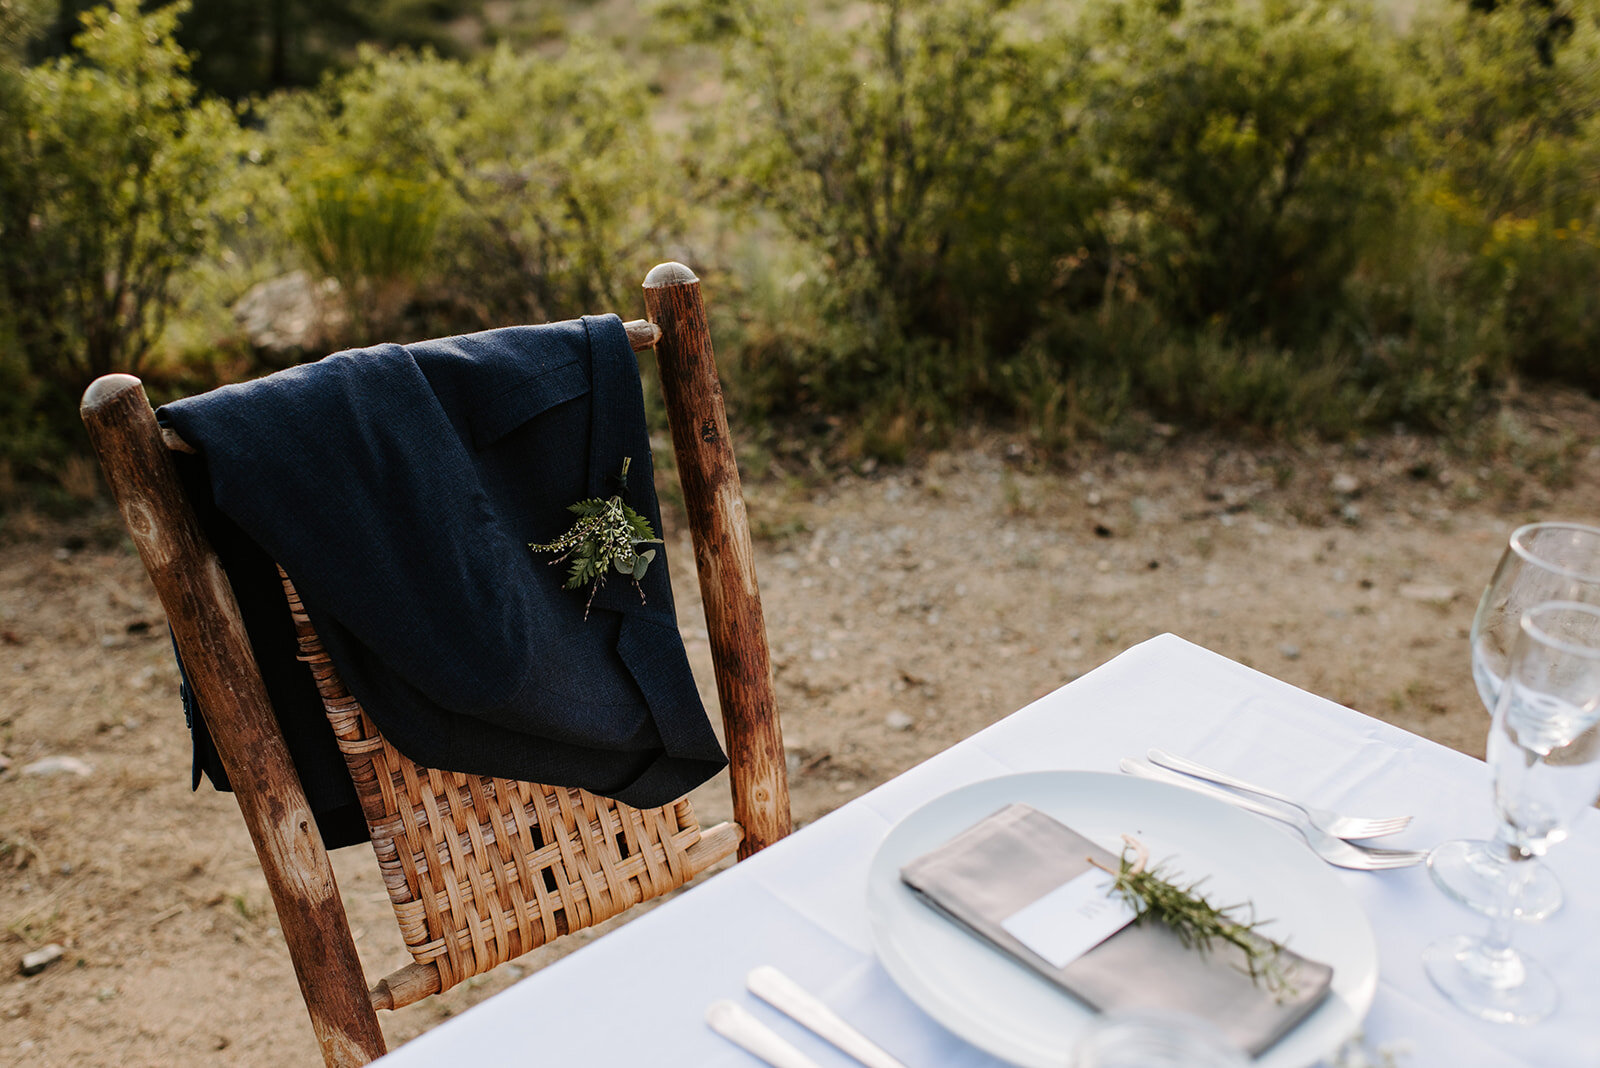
[865,770,1378,1067]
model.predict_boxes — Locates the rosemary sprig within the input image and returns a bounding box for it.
[529,458,663,619]
[1090,835,1297,999]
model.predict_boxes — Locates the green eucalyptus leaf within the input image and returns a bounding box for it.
[530,460,657,613]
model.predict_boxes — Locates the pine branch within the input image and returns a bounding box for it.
[1091,835,1297,999]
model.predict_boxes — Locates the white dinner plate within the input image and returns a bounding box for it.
[866,771,1378,1068]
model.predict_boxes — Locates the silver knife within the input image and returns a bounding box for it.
[707,999,824,1068]
[747,966,910,1068]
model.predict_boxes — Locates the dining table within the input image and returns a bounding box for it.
[372,633,1600,1067]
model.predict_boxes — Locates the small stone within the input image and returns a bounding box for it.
[1399,583,1458,606]
[19,944,64,976]
[1331,472,1361,495]
[1278,643,1302,661]
[884,710,915,732]
[21,756,92,778]
[232,270,345,359]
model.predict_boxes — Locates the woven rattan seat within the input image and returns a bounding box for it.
[282,570,740,1011]
[81,263,790,1067]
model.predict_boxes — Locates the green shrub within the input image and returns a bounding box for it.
[1081,0,1405,344]
[0,0,241,488]
[1404,0,1600,391]
[289,166,442,336]
[262,42,680,339]
[677,0,1106,416]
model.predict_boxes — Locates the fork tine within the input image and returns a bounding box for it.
[1342,817,1413,836]
[1360,843,1424,856]
[1368,849,1427,863]
[1149,750,1413,841]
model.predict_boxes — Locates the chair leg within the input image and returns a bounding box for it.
[81,375,387,1067]
[644,264,793,858]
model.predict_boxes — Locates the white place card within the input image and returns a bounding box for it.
[1000,868,1138,969]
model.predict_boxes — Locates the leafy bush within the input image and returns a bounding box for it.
[1080,0,1405,344]
[676,0,1106,418]
[262,42,680,339]
[679,0,1466,444]
[0,0,241,487]
[36,0,481,99]
[1403,0,1600,391]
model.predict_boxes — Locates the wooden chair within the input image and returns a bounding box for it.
[78,263,790,1067]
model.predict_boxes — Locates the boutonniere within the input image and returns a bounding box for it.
[529,457,663,619]
[1090,835,1295,998]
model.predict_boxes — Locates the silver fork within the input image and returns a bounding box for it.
[1119,759,1427,870]
[1148,748,1413,840]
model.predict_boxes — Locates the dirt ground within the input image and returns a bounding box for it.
[4,387,1600,1066]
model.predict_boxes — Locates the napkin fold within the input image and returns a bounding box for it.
[899,803,1333,1057]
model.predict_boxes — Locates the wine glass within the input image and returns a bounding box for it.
[1429,521,1600,920]
[1424,600,1600,1024]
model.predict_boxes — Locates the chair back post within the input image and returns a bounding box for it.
[643,263,792,858]
[80,375,387,1068]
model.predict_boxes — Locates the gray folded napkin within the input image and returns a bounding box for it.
[899,803,1333,1057]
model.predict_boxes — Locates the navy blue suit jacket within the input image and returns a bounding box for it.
[160,315,728,847]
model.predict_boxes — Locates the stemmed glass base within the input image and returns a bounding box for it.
[1423,934,1559,1024]
[1428,839,1562,921]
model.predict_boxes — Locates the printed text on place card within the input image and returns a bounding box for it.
[1000,868,1138,969]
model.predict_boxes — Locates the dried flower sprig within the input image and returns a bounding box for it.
[529,458,662,619]
[1089,835,1296,999]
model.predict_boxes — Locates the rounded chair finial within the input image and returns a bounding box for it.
[81,373,144,415]
[643,262,699,288]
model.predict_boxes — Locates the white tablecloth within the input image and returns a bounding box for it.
[375,634,1600,1067]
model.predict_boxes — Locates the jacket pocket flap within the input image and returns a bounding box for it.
[469,360,589,448]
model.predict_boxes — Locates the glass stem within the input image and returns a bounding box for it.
[1480,843,1535,966]
[1489,821,1520,858]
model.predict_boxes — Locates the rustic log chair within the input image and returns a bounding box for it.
[78,263,790,1067]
